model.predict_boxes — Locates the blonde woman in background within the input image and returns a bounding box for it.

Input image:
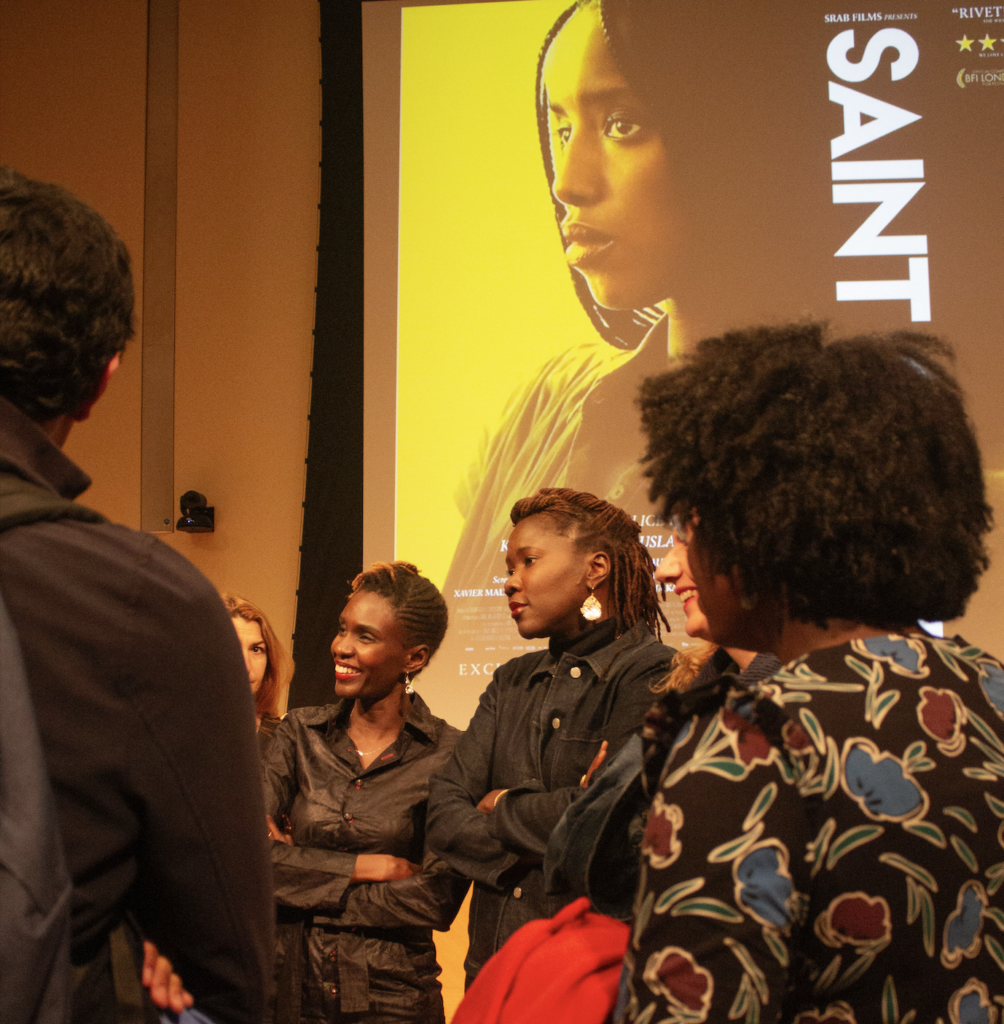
[222,593,292,759]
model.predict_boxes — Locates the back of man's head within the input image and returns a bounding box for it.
[0,167,134,422]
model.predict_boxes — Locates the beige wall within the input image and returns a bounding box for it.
[0,0,320,680]
[0,0,149,527]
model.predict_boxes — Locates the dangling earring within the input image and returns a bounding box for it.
[580,586,602,622]
[404,672,415,695]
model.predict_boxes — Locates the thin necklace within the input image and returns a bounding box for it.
[350,709,400,756]
[352,743,387,756]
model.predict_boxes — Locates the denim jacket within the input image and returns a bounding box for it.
[426,620,675,976]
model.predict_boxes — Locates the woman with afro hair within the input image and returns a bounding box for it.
[622,323,1001,1024]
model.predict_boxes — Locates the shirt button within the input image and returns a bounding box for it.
[552,717,560,729]
[329,952,336,961]
[343,812,353,822]
[330,986,337,995]
[513,887,522,899]
[570,666,581,678]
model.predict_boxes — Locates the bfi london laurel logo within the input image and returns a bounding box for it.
[957,66,1004,84]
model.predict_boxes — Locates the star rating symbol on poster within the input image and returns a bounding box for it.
[979,34,997,50]
[957,35,974,51]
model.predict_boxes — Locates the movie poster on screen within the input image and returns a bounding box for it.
[380,0,1003,727]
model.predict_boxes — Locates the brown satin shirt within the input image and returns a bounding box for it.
[262,693,469,1022]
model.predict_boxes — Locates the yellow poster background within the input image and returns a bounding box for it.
[397,0,589,585]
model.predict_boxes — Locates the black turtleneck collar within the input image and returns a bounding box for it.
[548,617,619,661]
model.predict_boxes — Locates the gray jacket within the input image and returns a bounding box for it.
[426,620,675,976]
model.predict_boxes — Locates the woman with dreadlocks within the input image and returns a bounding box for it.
[427,488,676,986]
[262,562,469,1024]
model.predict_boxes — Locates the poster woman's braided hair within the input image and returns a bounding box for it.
[639,323,992,628]
[510,487,667,637]
[350,562,448,671]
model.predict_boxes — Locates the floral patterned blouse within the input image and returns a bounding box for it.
[624,634,1004,1024]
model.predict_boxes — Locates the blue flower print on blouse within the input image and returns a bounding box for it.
[733,843,794,928]
[978,661,1004,718]
[950,980,995,1024]
[843,741,925,820]
[958,991,992,1024]
[942,881,987,968]
[859,636,925,675]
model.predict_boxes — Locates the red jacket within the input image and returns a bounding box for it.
[453,897,629,1024]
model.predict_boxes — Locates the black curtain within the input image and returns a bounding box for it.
[289,0,364,709]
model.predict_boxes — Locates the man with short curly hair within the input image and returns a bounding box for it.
[0,167,273,1024]
[0,168,133,431]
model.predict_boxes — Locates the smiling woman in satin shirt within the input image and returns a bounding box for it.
[263,562,468,1024]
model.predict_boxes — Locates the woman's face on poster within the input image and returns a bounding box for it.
[542,3,677,312]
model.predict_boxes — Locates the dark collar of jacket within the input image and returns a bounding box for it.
[525,619,662,686]
[690,649,782,694]
[289,691,442,747]
[0,396,91,499]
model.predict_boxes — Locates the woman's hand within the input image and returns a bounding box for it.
[350,854,421,882]
[580,740,609,788]
[267,814,293,845]
[476,788,508,814]
[142,941,194,1014]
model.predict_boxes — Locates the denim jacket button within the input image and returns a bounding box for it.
[570,666,582,678]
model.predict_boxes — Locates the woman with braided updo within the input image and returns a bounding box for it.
[262,562,469,1024]
[427,488,676,985]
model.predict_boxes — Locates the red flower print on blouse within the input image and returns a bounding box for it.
[783,719,814,753]
[642,793,683,869]
[916,686,967,756]
[815,892,892,950]
[723,708,773,765]
[642,946,714,1019]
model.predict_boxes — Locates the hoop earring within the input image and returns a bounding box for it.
[580,586,602,622]
[404,672,415,696]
